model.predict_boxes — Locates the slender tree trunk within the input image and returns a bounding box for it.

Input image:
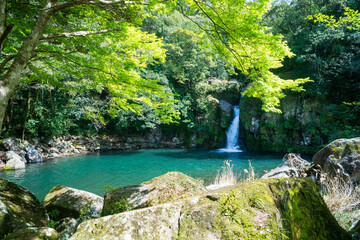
[0,0,57,134]
[21,89,31,141]
[0,0,6,37]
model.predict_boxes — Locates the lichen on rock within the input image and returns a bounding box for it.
[313,137,360,181]
[102,171,207,216]
[0,178,48,237]
[42,185,104,221]
[4,227,59,240]
[71,177,350,240]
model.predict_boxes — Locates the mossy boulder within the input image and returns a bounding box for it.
[4,227,59,240]
[2,151,26,170]
[42,185,103,221]
[0,178,48,237]
[70,203,183,240]
[70,178,350,240]
[313,138,360,181]
[101,171,207,216]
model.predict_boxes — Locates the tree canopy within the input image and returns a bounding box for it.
[0,0,308,135]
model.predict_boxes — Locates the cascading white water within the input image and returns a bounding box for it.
[225,106,240,150]
[217,105,244,153]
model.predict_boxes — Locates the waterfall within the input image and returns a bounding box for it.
[218,105,245,153]
[226,106,240,150]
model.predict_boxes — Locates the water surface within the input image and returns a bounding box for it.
[0,149,284,200]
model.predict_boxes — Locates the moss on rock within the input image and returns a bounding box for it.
[42,185,104,221]
[239,94,337,154]
[71,176,350,240]
[4,227,59,240]
[0,178,48,238]
[269,178,350,240]
[102,171,207,216]
[313,137,360,181]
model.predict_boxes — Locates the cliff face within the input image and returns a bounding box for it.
[239,93,349,154]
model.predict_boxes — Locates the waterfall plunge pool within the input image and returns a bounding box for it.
[0,149,284,200]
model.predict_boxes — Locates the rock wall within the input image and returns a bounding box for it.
[185,97,233,148]
[240,93,338,154]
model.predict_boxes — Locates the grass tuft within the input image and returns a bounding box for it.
[319,171,360,230]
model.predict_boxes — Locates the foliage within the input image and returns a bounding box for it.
[79,201,93,221]
[102,198,132,216]
[47,209,60,228]
[1,0,311,135]
[308,7,360,31]
[101,184,118,194]
[178,0,311,113]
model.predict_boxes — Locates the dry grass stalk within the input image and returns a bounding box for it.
[283,153,309,170]
[243,160,255,181]
[213,160,256,186]
[214,160,238,185]
[320,170,360,229]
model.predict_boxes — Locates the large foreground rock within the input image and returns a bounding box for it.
[42,185,104,221]
[5,227,59,240]
[0,179,48,237]
[71,178,350,240]
[102,171,207,216]
[313,138,360,181]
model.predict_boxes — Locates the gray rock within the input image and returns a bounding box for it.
[313,138,360,181]
[49,147,60,154]
[172,137,180,144]
[71,203,182,240]
[25,145,42,163]
[70,178,351,240]
[0,178,48,236]
[250,117,260,133]
[1,150,25,163]
[5,227,59,240]
[102,172,207,216]
[349,219,360,239]
[42,185,104,221]
[48,140,56,147]
[283,153,310,170]
[219,100,232,113]
[261,165,298,179]
[54,217,80,240]
[3,158,25,170]
[48,153,60,158]
[1,138,20,151]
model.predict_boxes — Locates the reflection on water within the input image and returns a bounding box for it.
[1,168,26,179]
[0,149,284,200]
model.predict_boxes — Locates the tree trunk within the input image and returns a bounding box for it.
[0,0,57,135]
[21,89,31,141]
[0,0,6,37]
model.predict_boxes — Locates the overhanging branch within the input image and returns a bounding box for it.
[49,0,146,12]
[40,28,122,40]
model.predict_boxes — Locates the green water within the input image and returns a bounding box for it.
[0,149,284,200]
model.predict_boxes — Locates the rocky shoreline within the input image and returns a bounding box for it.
[0,135,185,171]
